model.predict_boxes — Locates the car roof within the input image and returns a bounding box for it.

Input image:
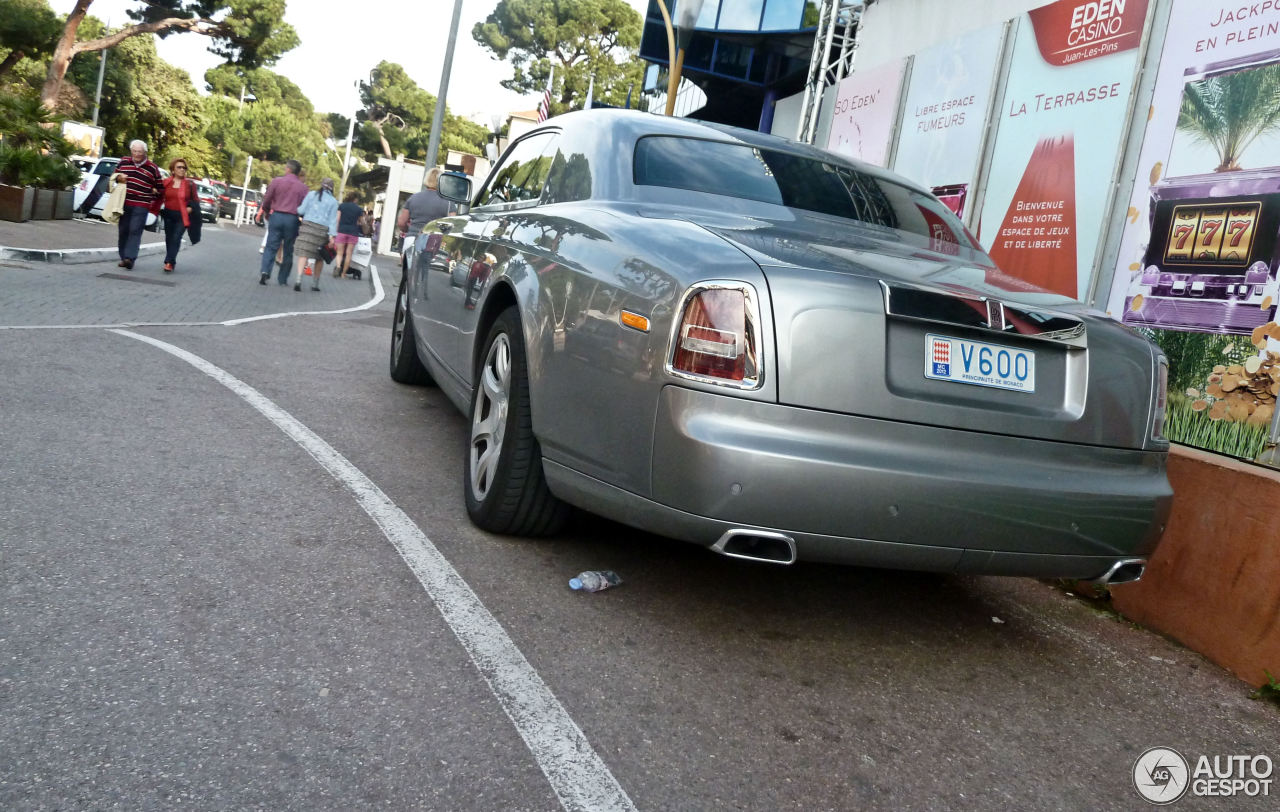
[532,108,924,194]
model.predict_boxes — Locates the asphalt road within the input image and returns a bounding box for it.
[1,224,1275,810]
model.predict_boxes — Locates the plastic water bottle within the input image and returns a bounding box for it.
[569,570,622,592]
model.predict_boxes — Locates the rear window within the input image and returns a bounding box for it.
[93,160,118,175]
[633,136,971,245]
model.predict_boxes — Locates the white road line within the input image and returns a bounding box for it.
[108,328,636,812]
[220,261,385,325]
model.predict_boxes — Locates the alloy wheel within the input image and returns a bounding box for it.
[392,286,408,363]
[469,333,512,502]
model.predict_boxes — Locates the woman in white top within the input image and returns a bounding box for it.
[293,177,339,291]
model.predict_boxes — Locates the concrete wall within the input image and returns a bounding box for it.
[856,0,1043,67]
[770,84,836,147]
[509,115,540,142]
[374,151,492,256]
[772,0,1043,146]
[376,156,425,257]
[1112,446,1280,687]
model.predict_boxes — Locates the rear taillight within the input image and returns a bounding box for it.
[1151,357,1168,443]
[668,282,762,389]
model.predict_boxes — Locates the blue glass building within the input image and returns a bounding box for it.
[638,0,822,131]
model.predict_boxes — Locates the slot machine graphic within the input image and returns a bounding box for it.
[1123,52,1280,335]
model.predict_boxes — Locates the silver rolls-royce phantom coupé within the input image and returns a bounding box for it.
[390,109,1172,584]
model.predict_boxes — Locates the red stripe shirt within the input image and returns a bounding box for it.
[116,157,164,208]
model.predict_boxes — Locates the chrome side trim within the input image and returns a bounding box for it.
[880,281,1088,348]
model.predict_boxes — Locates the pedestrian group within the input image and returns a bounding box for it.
[109,141,373,286]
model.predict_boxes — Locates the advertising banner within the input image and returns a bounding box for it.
[977,0,1150,300]
[892,23,1007,219]
[824,58,907,167]
[61,121,105,158]
[1104,0,1280,457]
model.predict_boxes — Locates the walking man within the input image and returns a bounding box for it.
[257,159,309,286]
[114,139,163,270]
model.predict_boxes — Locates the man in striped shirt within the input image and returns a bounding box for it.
[114,139,163,270]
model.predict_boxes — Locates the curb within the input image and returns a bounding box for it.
[0,241,166,265]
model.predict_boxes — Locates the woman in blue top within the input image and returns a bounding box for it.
[293,177,339,291]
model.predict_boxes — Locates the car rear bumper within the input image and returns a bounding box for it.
[548,385,1172,578]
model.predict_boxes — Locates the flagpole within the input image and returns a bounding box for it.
[538,65,555,122]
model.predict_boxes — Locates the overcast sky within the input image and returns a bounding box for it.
[51,0,651,121]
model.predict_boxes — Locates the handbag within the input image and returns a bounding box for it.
[102,178,127,224]
[319,241,337,263]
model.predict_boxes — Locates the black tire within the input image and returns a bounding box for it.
[464,307,569,536]
[389,270,434,385]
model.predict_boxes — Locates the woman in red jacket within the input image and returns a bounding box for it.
[160,158,202,273]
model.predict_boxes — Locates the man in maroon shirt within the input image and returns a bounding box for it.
[114,139,163,270]
[257,159,310,285]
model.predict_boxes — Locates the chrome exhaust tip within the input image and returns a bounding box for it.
[1094,558,1147,586]
[712,529,797,565]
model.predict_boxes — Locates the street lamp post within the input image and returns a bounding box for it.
[237,155,253,226]
[338,80,360,199]
[92,19,110,126]
[424,0,465,173]
[91,49,107,126]
[654,0,706,116]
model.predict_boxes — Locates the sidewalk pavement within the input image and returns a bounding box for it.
[0,216,402,267]
[0,216,165,264]
[0,220,384,328]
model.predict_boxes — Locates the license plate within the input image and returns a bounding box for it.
[925,334,1035,393]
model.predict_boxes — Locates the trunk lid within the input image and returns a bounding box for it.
[686,211,1159,449]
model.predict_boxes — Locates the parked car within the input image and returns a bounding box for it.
[219,185,261,220]
[203,178,228,199]
[391,109,1173,583]
[71,155,118,213]
[194,181,219,223]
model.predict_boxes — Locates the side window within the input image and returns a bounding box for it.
[511,136,560,203]
[477,133,555,207]
[544,146,593,204]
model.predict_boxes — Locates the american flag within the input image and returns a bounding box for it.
[537,66,554,122]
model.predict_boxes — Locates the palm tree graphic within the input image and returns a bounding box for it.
[1177,63,1280,172]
